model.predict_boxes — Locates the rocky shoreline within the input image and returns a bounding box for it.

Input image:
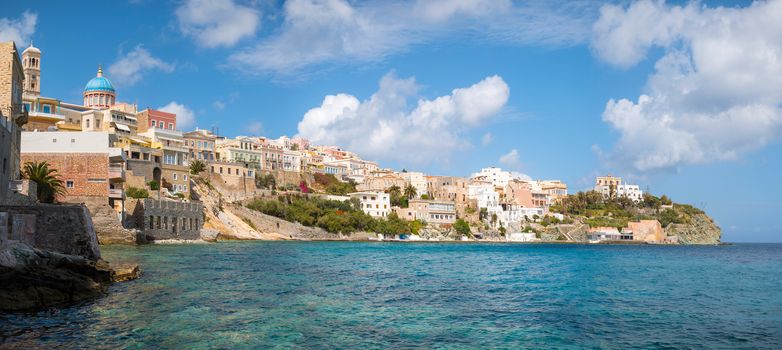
[0,241,139,312]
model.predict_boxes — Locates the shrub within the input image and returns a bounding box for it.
[126,186,149,199]
[454,219,471,237]
[148,180,160,191]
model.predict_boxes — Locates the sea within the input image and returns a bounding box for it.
[1,242,781,349]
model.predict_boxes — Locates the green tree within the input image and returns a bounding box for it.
[189,159,206,175]
[385,185,403,206]
[453,219,471,237]
[148,180,160,191]
[22,161,66,203]
[403,184,417,200]
[479,207,488,221]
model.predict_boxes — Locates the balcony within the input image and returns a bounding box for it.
[108,188,124,199]
[28,110,65,122]
[108,165,125,181]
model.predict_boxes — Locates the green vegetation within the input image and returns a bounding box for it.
[241,217,258,231]
[385,185,405,207]
[255,173,276,189]
[246,194,416,235]
[189,159,206,175]
[557,190,705,228]
[126,186,149,199]
[313,173,356,195]
[22,161,66,203]
[453,219,472,238]
[148,180,160,191]
[403,184,417,199]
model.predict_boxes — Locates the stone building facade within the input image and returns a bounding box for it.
[126,199,204,241]
[0,41,28,204]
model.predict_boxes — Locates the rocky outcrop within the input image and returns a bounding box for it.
[0,242,112,311]
[66,197,141,245]
[665,213,722,244]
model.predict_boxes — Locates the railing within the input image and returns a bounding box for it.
[108,188,124,199]
[108,165,124,179]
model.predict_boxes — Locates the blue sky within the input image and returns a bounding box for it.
[2,0,780,242]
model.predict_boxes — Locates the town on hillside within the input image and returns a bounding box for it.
[1,41,719,246]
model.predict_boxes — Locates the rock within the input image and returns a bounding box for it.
[0,242,113,312]
[109,263,140,282]
[199,229,219,242]
[665,213,722,244]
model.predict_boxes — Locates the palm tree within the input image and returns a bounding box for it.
[22,161,66,203]
[386,185,402,198]
[403,184,417,199]
[189,159,207,175]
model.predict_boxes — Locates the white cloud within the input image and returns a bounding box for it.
[297,72,509,165]
[229,0,597,75]
[176,0,260,48]
[247,121,263,135]
[592,0,782,172]
[158,101,196,130]
[499,149,521,169]
[0,11,36,47]
[108,46,174,86]
[481,132,493,145]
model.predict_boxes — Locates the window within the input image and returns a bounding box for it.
[151,120,156,127]
[168,123,174,130]
[184,175,188,181]
[173,173,178,180]
[66,181,74,188]
[42,105,51,113]
[183,185,187,192]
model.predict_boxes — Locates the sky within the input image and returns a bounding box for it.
[1,0,780,242]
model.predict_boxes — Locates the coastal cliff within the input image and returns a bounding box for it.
[665,213,722,244]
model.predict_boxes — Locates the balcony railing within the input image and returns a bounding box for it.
[108,188,124,199]
[108,165,125,180]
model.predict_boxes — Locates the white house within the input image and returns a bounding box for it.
[617,184,643,202]
[349,191,391,218]
[471,167,513,187]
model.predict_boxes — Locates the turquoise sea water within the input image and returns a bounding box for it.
[1,242,781,349]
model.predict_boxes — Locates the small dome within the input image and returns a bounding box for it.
[23,41,40,55]
[84,66,115,93]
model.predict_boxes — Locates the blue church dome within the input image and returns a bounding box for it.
[84,67,115,93]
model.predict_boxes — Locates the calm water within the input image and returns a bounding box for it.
[1,242,781,349]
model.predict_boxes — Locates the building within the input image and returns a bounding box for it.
[139,127,190,197]
[617,184,643,202]
[282,149,301,172]
[261,142,284,170]
[400,171,427,199]
[216,137,263,169]
[137,108,176,133]
[394,199,456,224]
[83,66,116,109]
[538,180,568,204]
[183,129,217,162]
[471,167,513,187]
[357,170,406,192]
[0,41,28,203]
[594,175,643,202]
[350,191,391,218]
[20,132,125,205]
[587,227,633,242]
[627,220,664,242]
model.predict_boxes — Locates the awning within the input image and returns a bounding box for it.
[115,123,131,132]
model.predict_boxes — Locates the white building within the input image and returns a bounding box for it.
[467,183,502,216]
[471,167,513,187]
[617,184,643,202]
[400,171,427,198]
[349,191,391,218]
[282,149,301,172]
[499,205,545,227]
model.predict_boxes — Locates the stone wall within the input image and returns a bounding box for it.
[62,196,139,245]
[0,204,101,260]
[127,198,204,241]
